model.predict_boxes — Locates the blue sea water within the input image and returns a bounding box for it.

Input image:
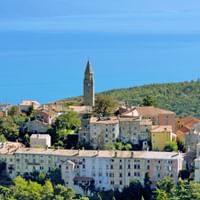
[0,0,200,104]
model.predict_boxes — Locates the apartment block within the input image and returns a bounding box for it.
[0,143,183,195]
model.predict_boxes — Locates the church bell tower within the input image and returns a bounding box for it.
[83,60,95,107]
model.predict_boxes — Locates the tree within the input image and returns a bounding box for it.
[94,95,118,116]
[172,180,191,200]
[142,173,152,200]
[164,141,178,152]
[48,168,64,185]
[156,177,175,194]
[42,180,54,200]
[154,189,168,200]
[0,116,19,141]
[54,184,75,200]
[190,181,200,200]
[54,111,81,131]
[142,95,156,106]
[0,186,11,199]
[52,110,81,147]
[177,140,186,153]
[122,180,143,200]
[154,177,175,200]
[0,134,6,143]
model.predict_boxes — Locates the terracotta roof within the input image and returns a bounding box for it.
[0,112,5,117]
[177,127,190,134]
[179,116,200,129]
[121,108,139,117]
[136,106,175,116]
[151,125,172,132]
[36,109,57,117]
[90,117,119,125]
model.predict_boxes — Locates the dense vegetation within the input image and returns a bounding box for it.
[2,175,200,200]
[100,80,200,117]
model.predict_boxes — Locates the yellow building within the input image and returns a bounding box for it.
[151,125,174,151]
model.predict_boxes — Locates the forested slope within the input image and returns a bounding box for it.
[101,81,200,117]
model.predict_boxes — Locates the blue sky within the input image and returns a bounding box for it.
[0,0,200,104]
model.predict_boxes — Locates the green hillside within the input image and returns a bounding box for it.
[101,80,200,117]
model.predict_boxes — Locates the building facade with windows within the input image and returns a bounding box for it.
[89,117,120,149]
[0,143,183,195]
[119,116,152,147]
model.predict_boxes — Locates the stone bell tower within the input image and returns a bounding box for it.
[83,60,95,107]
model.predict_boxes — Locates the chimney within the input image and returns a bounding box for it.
[131,152,134,158]
[97,149,100,156]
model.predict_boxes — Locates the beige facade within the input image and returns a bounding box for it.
[19,100,40,112]
[185,123,200,152]
[30,134,51,148]
[151,125,175,151]
[35,110,58,125]
[119,116,152,146]
[90,117,119,149]
[0,143,183,195]
[123,107,176,132]
[27,120,49,134]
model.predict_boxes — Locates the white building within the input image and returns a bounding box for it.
[19,100,41,113]
[30,134,51,148]
[0,144,183,195]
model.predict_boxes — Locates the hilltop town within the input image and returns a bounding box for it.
[0,61,200,199]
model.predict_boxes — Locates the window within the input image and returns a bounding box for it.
[119,165,122,170]
[111,181,114,185]
[120,180,123,185]
[128,172,131,177]
[111,165,113,170]
[134,172,140,177]
[147,165,150,170]
[83,164,85,169]
[119,173,122,178]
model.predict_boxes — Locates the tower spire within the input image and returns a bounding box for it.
[83,60,95,107]
[85,60,93,75]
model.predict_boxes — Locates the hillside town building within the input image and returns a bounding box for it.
[151,125,175,151]
[0,143,183,195]
[89,117,120,149]
[119,116,152,147]
[30,134,51,148]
